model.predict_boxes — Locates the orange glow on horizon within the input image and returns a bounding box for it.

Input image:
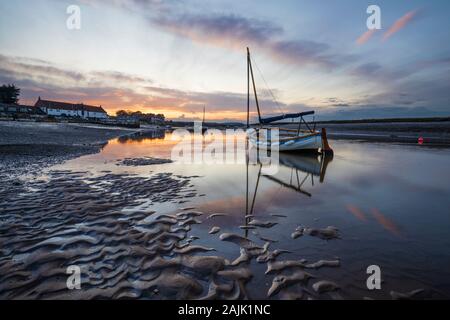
[21,97,253,121]
[104,108,251,121]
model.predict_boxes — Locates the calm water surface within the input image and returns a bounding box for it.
[49,131,450,299]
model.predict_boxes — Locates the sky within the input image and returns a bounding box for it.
[0,0,449,121]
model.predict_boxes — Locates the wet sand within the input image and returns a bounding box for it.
[0,167,433,299]
[0,121,143,180]
[0,168,348,299]
[1,129,449,300]
[0,170,200,299]
[0,121,141,146]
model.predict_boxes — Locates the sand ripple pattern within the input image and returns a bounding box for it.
[0,170,201,299]
[0,170,348,300]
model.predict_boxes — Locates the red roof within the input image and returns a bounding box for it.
[35,99,106,113]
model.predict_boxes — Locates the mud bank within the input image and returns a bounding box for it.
[0,121,139,146]
[0,121,141,180]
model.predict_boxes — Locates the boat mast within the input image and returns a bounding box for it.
[247,49,250,128]
[247,47,262,124]
[202,106,205,126]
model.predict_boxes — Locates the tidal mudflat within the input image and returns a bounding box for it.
[0,121,140,181]
[1,130,450,299]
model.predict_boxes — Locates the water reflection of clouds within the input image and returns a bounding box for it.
[371,208,402,237]
[346,204,368,222]
[198,180,324,229]
[345,204,402,237]
[117,130,166,144]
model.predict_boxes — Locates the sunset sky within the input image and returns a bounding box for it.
[1,0,449,121]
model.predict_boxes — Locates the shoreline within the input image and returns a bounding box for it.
[264,121,450,147]
[327,131,450,146]
[0,121,145,182]
[2,119,450,183]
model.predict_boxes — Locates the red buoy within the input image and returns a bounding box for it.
[418,137,424,145]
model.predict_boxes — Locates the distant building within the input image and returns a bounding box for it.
[142,113,165,124]
[35,97,108,119]
[0,102,45,116]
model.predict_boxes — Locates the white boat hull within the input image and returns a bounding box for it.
[249,132,322,152]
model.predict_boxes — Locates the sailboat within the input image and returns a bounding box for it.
[246,47,333,154]
[184,105,207,133]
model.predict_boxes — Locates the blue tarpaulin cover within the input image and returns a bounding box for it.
[259,111,314,124]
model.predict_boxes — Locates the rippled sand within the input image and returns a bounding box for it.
[0,169,352,300]
[0,170,197,299]
[1,142,439,300]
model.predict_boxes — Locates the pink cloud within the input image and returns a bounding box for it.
[383,10,419,41]
[356,29,377,45]
[153,13,350,70]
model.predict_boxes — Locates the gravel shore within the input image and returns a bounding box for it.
[0,121,140,180]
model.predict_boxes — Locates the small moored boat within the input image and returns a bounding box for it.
[245,47,333,154]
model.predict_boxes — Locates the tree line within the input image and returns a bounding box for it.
[116,110,165,122]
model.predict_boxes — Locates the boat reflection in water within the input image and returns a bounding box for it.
[243,151,333,233]
[267,153,333,193]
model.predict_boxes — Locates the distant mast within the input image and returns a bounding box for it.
[201,106,207,133]
[202,106,206,126]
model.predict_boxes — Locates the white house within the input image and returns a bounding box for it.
[35,97,108,119]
